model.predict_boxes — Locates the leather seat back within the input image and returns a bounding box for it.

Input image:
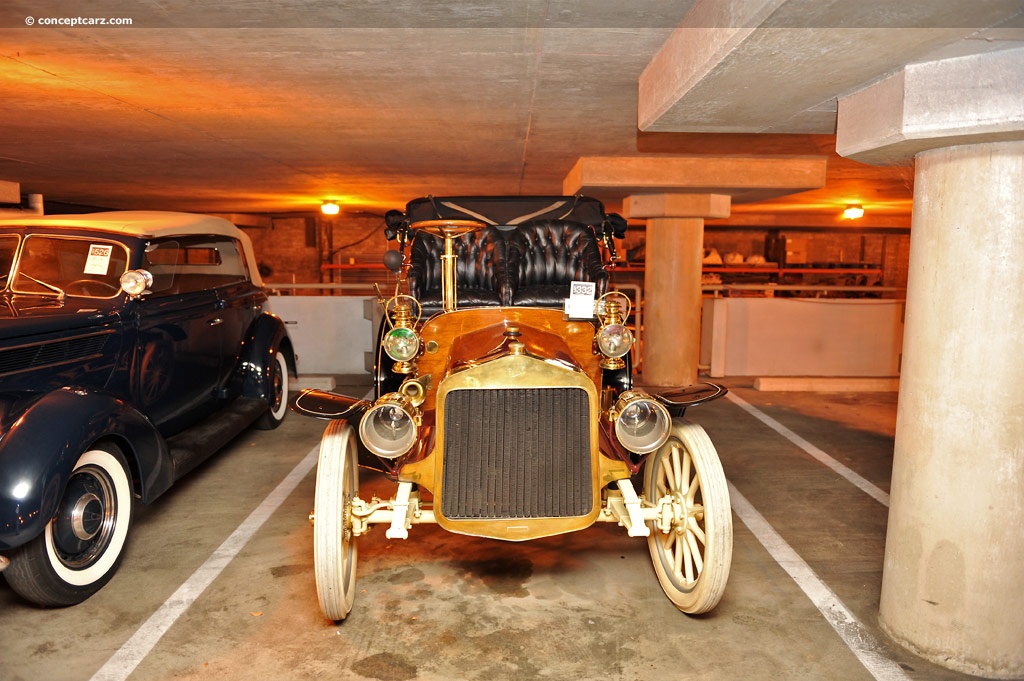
[407,226,511,310]
[507,219,608,307]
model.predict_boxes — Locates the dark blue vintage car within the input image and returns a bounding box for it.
[0,211,296,606]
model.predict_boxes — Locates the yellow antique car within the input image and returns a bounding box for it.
[292,196,732,621]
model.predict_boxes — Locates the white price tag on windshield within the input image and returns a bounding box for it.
[564,280,596,319]
[84,244,113,275]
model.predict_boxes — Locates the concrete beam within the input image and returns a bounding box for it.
[624,193,731,219]
[0,181,20,205]
[563,155,827,203]
[837,47,1024,165]
[638,0,1022,134]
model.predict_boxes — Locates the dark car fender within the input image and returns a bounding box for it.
[238,312,296,402]
[0,387,171,551]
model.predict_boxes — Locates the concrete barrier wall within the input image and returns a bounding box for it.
[702,297,905,377]
[266,295,376,375]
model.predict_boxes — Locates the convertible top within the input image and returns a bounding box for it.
[0,211,241,239]
[403,196,610,228]
[0,211,264,287]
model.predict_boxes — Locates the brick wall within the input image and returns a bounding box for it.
[243,213,396,293]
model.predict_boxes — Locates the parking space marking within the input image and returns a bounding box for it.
[89,442,321,681]
[724,391,891,507]
[730,484,908,681]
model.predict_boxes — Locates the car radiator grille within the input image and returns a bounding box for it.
[0,332,111,377]
[441,387,593,520]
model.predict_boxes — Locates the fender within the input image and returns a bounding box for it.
[290,388,370,422]
[654,382,728,417]
[238,312,296,402]
[290,389,391,473]
[0,387,171,551]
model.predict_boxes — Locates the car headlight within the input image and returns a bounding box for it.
[119,269,153,298]
[383,327,420,362]
[359,393,418,459]
[596,323,633,359]
[613,391,671,454]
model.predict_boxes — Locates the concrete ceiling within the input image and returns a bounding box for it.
[1,0,1022,226]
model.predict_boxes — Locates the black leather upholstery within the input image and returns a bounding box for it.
[507,219,608,307]
[406,226,512,311]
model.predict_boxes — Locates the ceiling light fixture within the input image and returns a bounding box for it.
[321,200,340,216]
[843,204,865,219]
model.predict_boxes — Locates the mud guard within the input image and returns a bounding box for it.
[654,382,728,417]
[0,388,169,551]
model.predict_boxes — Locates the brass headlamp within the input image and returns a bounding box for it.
[611,390,672,454]
[359,392,420,459]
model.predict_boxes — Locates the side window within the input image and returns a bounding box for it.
[144,237,250,296]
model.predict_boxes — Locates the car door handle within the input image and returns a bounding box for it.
[208,318,224,326]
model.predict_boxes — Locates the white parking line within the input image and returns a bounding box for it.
[729,484,909,681]
[90,443,321,681]
[724,391,891,507]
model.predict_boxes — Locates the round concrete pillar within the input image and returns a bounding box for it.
[880,141,1024,678]
[642,216,703,386]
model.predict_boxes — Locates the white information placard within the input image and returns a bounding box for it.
[84,244,113,275]
[564,280,596,319]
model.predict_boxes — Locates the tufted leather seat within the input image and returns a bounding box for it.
[406,225,512,312]
[507,219,608,307]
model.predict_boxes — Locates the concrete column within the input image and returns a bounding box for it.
[624,194,730,387]
[837,48,1024,678]
[882,141,1024,678]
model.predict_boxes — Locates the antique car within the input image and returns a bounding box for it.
[0,211,296,606]
[292,196,732,621]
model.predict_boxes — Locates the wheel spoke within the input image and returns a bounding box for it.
[687,516,706,545]
[686,471,700,503]
[669,446,682,492]
[686,530,704,576]
[681,450,692,496]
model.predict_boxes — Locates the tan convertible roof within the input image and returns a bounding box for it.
[0,211,264,287]
[0,211,240,238]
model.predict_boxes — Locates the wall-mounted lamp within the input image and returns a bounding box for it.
[842,204,865,220]
[321,200,340,216]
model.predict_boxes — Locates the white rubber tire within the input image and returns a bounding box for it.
[256,350,289,429]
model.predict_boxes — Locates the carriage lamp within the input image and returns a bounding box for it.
[612,390,671,454]
[384,326,420,363]
[120,269,153,299]
[359,393,419,459]
[594,291,634,370]
[596,324,633,363]
[382,294,422,374]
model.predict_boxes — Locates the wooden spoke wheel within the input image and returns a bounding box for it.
[313,420,359,621]
[644,419,732,614]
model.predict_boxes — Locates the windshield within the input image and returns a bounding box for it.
[10,234,129,298]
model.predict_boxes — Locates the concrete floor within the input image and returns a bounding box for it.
[0,378,988,681]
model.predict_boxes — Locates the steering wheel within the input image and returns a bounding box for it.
[63,279,120,297]
[408,219,488,239]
